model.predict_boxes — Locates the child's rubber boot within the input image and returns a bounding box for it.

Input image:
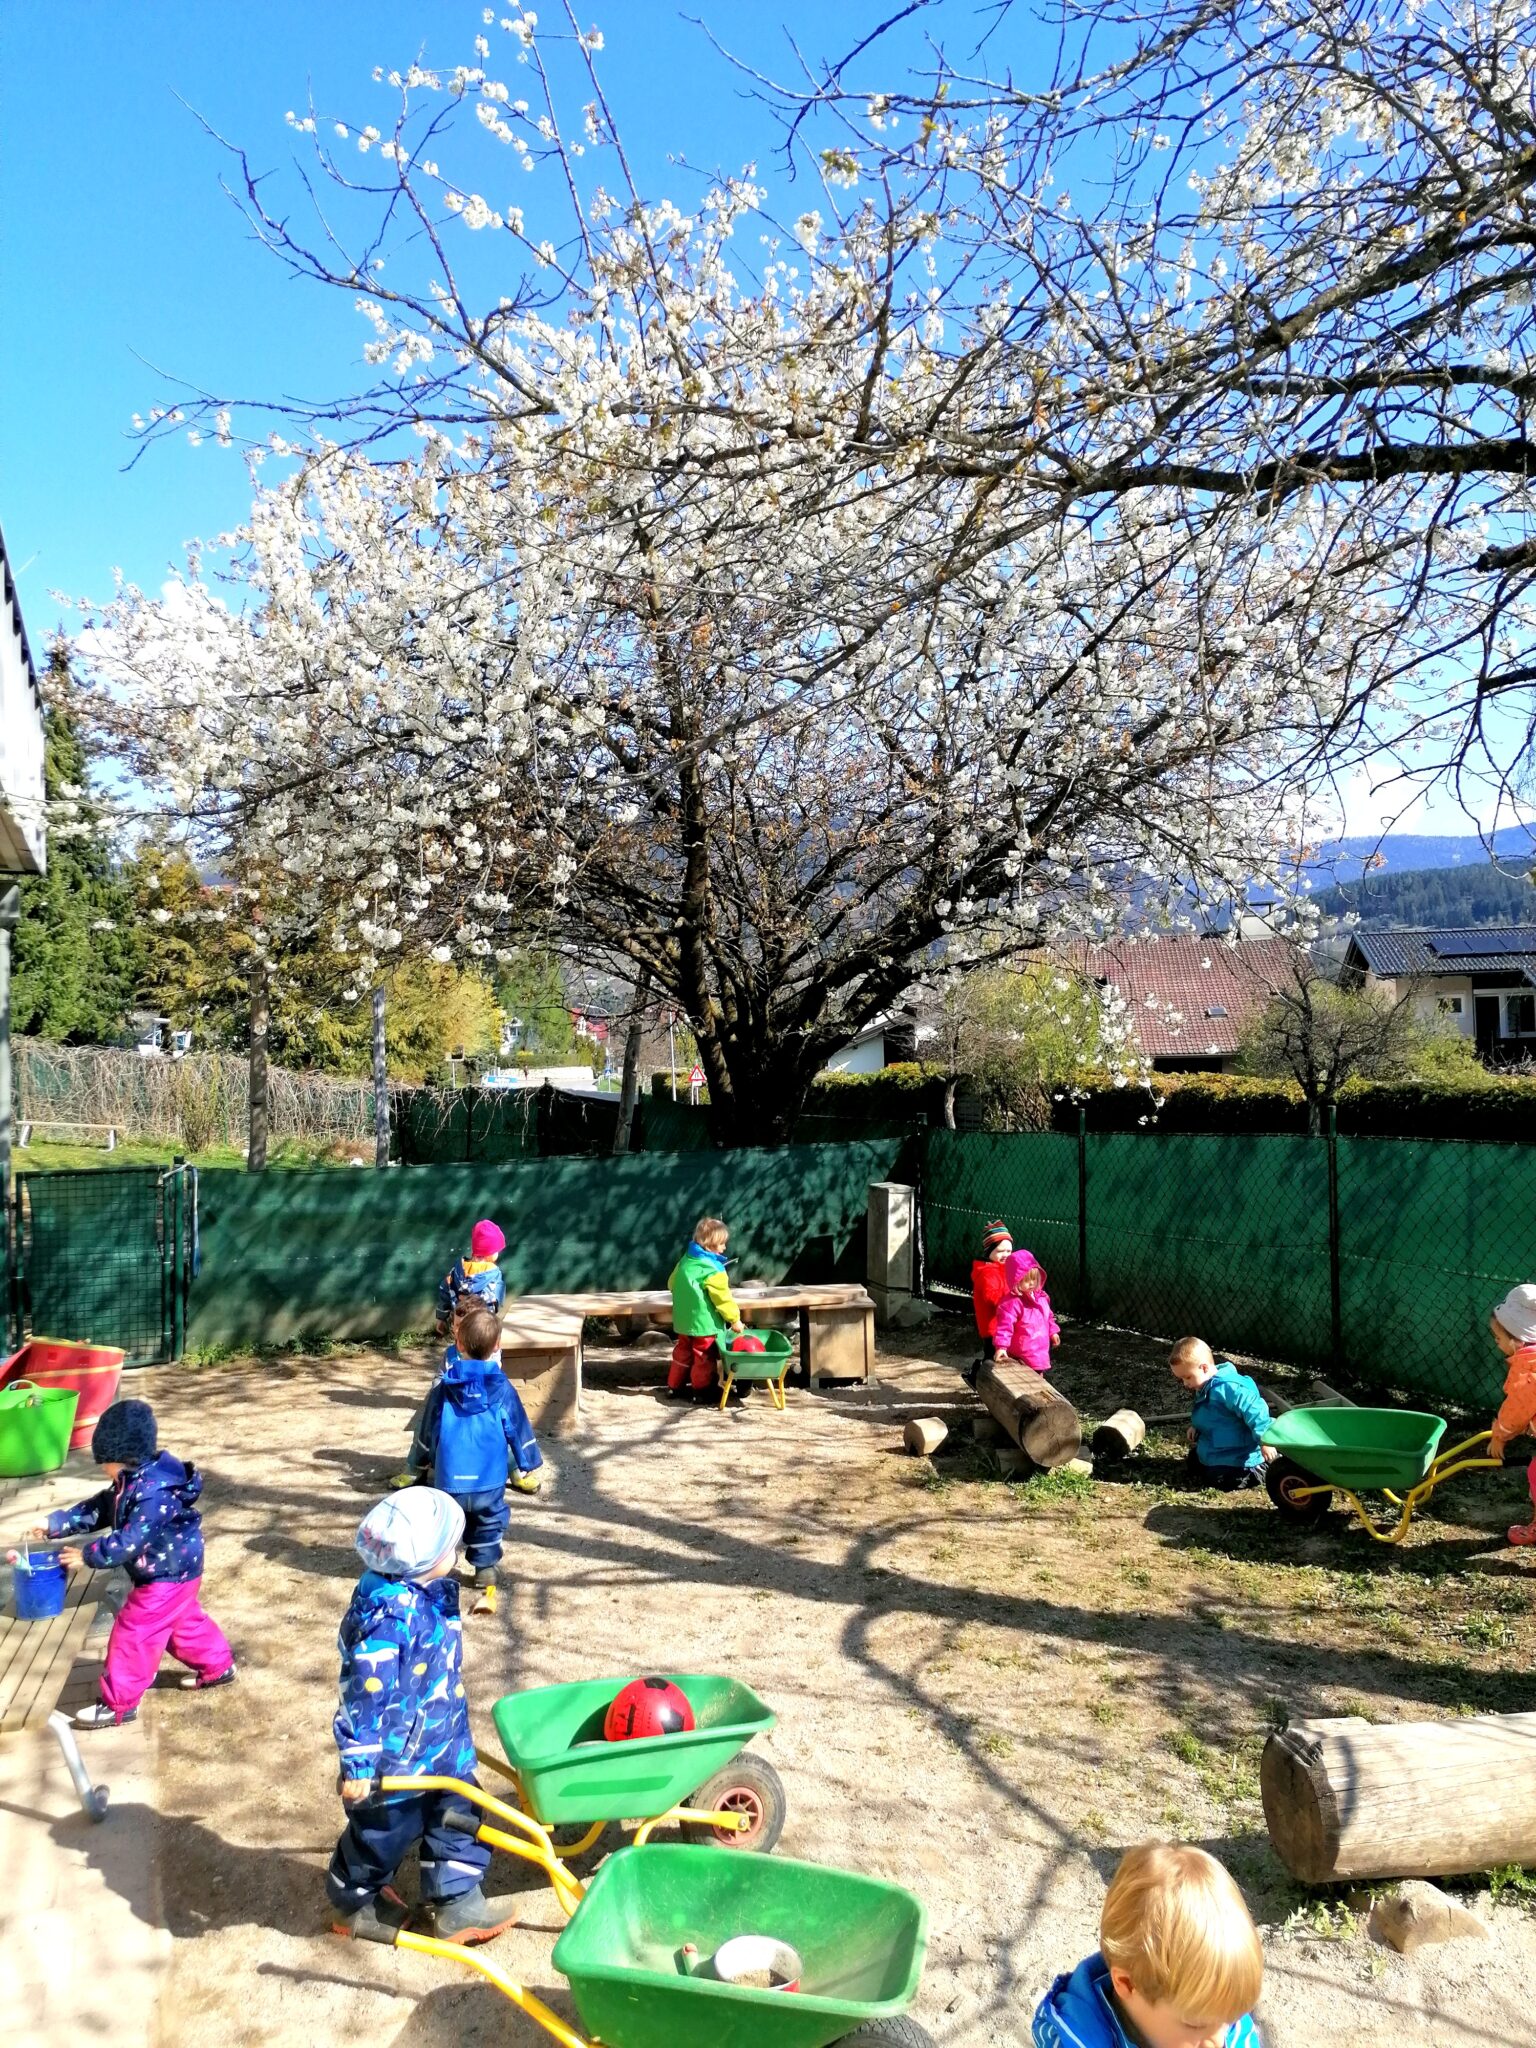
[472,1570,498,1616]
[331,1891,410,1945]
[432,1885,519,1945]
[1508,1521,1536,1547]
[387,1468,421,1492]
[180,1663,237,1691]
[73,1702,135,1731]
[509,1469,542,1496]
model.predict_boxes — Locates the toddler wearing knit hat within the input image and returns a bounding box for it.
[29,1397,234,1730]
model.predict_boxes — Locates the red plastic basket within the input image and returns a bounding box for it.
[0,1340,127,1450]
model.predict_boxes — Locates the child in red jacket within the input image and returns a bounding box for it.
[965,1220,1014,1384]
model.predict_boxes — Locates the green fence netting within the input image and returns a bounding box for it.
[185,1138,903,1348]
[924,1131,1083,1312]
[920,1126,1528,1411]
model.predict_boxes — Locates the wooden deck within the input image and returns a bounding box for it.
[0,1460,114,1734]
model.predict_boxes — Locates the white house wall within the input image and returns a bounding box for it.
[0,534,45,876]
[824,1034,886,1075]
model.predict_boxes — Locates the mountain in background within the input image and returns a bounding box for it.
[1313,824,1536,879]
[1312,860,1536,929]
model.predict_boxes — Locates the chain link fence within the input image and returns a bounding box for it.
[922,1124,1530,1411]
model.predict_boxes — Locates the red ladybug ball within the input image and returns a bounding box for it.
[604,1676,696,1741]
[730,1333,767,1353]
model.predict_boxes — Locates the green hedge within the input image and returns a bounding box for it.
[1049,1072,1536,1140]
[644,1062,949,1147]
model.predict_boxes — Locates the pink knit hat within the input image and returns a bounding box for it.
[470,1219,506,1258]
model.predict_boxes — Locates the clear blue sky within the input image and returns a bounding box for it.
[0,0,922,628]
[0,2,1506,840]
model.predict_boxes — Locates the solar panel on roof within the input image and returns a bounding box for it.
[1429,931,1536,959]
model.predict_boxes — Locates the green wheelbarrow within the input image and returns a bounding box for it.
[397,1841,935,2048]
[1262,1406,1500,1544]
[719,1329,797,1412]
[383,1674,786,1917]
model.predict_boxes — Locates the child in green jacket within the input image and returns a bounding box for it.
[668,1216,743,1397]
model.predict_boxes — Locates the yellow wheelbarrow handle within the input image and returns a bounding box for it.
[397,1930,592,2048]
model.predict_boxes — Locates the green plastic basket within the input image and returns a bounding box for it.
[491,1674,775,1826]
[552,1844,927,2048]
[0,1381,80,1479]
[722,1329,796,1382]
[1263,1406,1447,1493]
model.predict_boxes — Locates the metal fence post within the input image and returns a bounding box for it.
[1326,1105,1343,1372]
[171,1156,187,1361]
[1077,1106,1091,1319]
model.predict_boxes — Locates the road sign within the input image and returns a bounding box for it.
[687,1065,705,1086]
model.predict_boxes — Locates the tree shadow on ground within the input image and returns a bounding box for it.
[383,1974,577,2047]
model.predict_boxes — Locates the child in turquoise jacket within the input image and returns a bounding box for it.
[1170,1338,1273,1491]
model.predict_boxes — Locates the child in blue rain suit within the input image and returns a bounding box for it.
[328,1486,518,1947]
[417,1302,542,1614]
[1170,1337,1274,1492]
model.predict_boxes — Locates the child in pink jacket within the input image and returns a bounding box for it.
[991,1249,1060,1372]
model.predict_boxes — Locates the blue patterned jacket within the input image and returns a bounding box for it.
[1033,1955,1261,2048]
[333,1571,476,1784]
[46,1452,205,1585]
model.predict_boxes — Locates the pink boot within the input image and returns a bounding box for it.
[1507,1522,1536,1547]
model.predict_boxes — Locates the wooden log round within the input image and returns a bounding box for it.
[1090,1408,1146,1463]
[903,1416,948,1458]
[1262,1711,1536,1883]
[977,1361,1082,1470]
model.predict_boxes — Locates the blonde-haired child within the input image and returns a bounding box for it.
[667,1215,744,1398]
[1033,1841,1263,2048]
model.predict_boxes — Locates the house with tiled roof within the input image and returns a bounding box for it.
[1073,934,1297,1072]
[1342,927,1536,1064]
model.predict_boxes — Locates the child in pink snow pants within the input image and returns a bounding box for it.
[34,1398,235,1731]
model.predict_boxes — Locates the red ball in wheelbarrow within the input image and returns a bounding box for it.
[604,1677,696,1741]
[729,1334,767,1353]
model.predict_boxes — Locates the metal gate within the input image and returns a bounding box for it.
[10,1164,194,1365]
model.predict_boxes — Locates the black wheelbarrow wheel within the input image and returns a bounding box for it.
[679,1753,787,1853]
[834,2020,936,2046]
[1266,1454,1333,1527]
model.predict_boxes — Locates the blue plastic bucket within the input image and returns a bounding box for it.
[13,1548,67,1620]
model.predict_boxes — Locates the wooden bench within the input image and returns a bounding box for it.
[0,1465,116,1819]
[501,1283,876,1435]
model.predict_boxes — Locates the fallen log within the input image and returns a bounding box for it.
[1262,1711,1536,1882]
[977,1361,1082,1470]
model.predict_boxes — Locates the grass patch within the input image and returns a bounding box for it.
[1020,1466,1095,1507]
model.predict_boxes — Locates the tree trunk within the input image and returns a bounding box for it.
[247,957,270,1173]
[1262,1712,1536,1882]
[371,985,389,1169]
[977,1360,1082,1468]
[944,1077,958,1130]
[612,971,650,1155]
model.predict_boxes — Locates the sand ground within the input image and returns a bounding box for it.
[20,1317,1536,2047]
